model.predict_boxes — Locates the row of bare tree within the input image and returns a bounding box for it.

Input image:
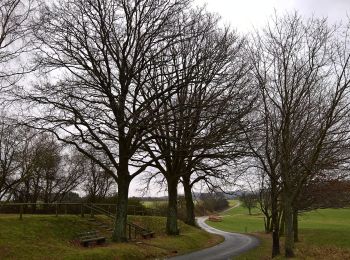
[1,0,350,258]
[0,118,115,204]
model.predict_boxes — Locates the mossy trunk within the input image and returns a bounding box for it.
[284,194,295,257]
[112,172,130,242]
[183,176,195,226]
[166,177,179,235]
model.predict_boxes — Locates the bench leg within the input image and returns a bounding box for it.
[97,238,106,245]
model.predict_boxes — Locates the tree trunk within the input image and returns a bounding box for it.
[271,180,280,257]
[166,177,179,235]
[279,210,285,236]
[264,216,271,233]
[112,173,130,242]
[284,193,295,257]
[183,176,195,226]
[293,207,299,242]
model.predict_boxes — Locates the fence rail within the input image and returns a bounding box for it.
[0,202,162,219]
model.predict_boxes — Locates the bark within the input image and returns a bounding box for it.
[112,166,130,242]
[183,176,196,226]
[271,180,280,257]
[166,177,179,235]
[293,208,299,242]
[284,193,295,257]
[279,210,285,236]
[264,216,271,233]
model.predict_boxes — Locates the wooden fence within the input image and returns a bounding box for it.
[0,202,162,220]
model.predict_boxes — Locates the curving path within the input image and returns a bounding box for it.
[223,201,241,212]
[167,204,259,260]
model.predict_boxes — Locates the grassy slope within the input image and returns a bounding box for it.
[206,200,350,259]
[0,214,222,260]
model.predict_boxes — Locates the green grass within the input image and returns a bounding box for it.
[205,203,350,259]
[227,200,238,207]
[0,214,222,260]
[141,200,167,208]
[298,208,350,248]
[208,203,265,233]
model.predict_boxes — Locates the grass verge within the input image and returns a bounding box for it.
[206,203,350,259]
[0,214,222,260]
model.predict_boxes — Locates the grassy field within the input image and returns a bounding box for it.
[0,214,222,260]
[206,200,350,259]
[141,200,167,208]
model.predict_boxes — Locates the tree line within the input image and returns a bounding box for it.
[0,120,116,204]
[1,0,350,258]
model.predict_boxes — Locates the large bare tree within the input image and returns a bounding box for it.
[247,13,350,257]
[143,10,253,234]
[21,0,191,242]
[0,0,35,94]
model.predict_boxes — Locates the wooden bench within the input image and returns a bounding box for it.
[78,231,106,247]
[128,222,155,239]
[208,215,223,222]
[141,230,155,239]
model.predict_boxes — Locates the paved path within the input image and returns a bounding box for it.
[167,203,259,260]
[221,201,241,214]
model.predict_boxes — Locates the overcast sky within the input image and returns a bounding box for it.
[130,0,350,197]
[194,0,350,32]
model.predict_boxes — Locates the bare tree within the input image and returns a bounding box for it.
[76,151,116,203]
[20,0,191,242]
[240,191,257,215]
[9,133,82,205]
[0,0,35,94]
[256,173,274,233]
[0,0,37,198]
[248,13,350,257]
[181,160,243,225]
[143,10,253,234]
[297,176,350,211]
[0,113,45,201]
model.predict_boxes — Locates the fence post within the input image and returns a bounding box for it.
[81,204,84,218]
[64,204,67,215]
[134,206,136,216]
[55,203,58,217]
[19,204,23,220]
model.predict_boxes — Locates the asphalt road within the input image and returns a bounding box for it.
[167,216,260,260]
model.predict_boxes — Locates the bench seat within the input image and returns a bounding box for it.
[78,231,106,247]
[141,231,155,239]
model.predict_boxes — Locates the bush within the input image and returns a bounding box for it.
[197,193,229,213]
